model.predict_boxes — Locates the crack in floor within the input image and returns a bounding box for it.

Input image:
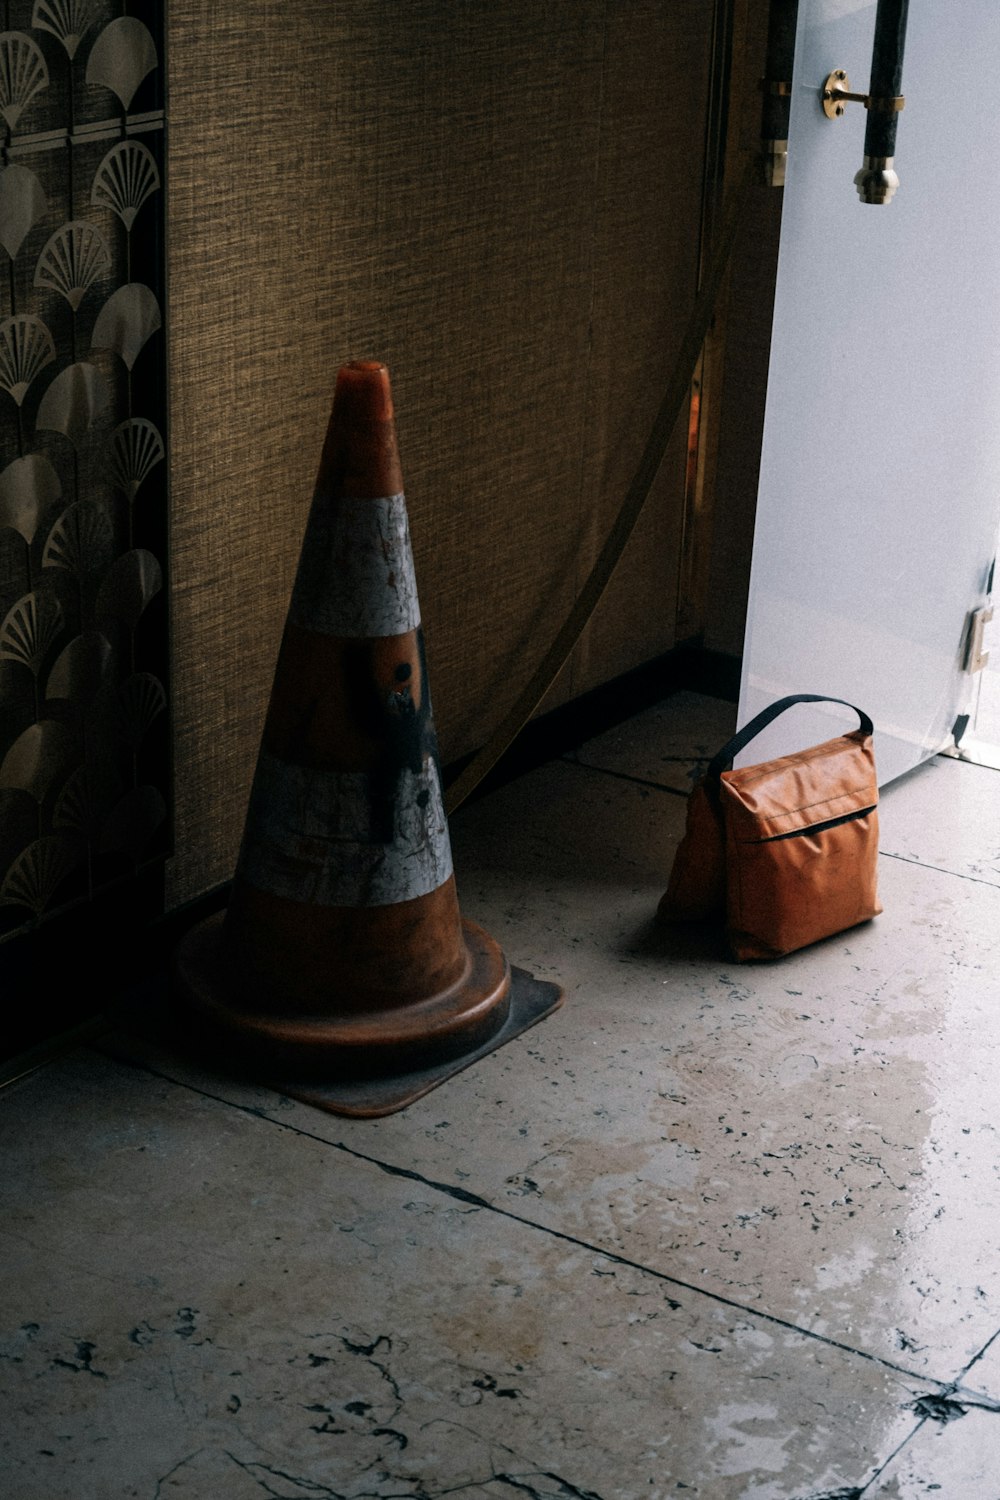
[494,1470,607,1500]
[561,757,693,797]
[879,849,1000,889]
[98,1048,972,1396]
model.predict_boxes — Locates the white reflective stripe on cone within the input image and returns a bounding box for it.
[236,750,454,907]
[289,492,420,639]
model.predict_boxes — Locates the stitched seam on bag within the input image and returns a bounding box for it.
[723,781,874,813]
[742,804,877,844]
[723,789,876,835]
[755,792,874,825]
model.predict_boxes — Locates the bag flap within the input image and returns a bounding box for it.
[719,731,877,840]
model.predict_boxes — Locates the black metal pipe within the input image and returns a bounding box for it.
[864,0,909,160]
[854,0,909,201]
[760,0,800,185]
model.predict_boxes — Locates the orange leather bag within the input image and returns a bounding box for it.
[659,695,882,960]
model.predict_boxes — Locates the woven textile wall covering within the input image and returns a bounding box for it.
[166,1,713,908]
[0,0,168,942]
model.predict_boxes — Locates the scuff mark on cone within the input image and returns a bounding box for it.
[237,751,453,907]
[289,492,420,639]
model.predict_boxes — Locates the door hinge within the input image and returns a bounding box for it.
[963,604,994,674]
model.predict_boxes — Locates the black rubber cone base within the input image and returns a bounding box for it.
[275,966,563,1117]
[172,909,564,1118]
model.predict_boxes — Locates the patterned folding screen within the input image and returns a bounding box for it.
[0,1,167,945]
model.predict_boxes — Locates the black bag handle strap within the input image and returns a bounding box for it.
[706,695,874,782]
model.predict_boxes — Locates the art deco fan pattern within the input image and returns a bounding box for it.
[0,1,166,936]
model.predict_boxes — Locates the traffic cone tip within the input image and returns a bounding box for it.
[332,360,395,428]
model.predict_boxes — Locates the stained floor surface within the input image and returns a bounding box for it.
[3,691,1000,1499]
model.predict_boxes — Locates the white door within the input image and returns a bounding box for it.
[739,0,1000,781]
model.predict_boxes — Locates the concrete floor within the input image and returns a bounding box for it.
[3,691,1000,1499]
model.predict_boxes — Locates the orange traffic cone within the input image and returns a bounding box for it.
[174,360,563,1115]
